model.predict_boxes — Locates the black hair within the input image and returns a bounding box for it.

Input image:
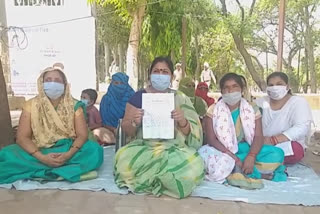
[266,71,292,95]
[238,75,247,88]
[219,73,244,92]
[266,71,289,85]
[82,89,98,103]
[149,56,174,75]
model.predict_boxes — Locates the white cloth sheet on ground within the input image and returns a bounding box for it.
[1,146,320,206]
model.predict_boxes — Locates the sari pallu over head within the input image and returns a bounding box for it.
[179,77,207,117]
[100,72,135,128]
[195,82,215,106]
[31,67,76,148]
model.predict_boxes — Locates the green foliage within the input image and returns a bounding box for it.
[89,0,320,92]
[96,4,130,47]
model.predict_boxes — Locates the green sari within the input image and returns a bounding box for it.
[178,77,208,117]
[0,101,103,184]
[114,91,204,198]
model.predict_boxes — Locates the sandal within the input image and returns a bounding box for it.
[312,150,320,156]
[226,165,264,190]
[227,173,264,190]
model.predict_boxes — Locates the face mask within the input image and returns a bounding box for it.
[222,91,242,106]
[266,85,288,100]
[43,82,65,100]
[150,74,171,91]
[81,99,89,106]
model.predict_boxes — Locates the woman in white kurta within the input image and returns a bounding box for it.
[255,72,313,164]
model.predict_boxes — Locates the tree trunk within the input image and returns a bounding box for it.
[113,46,119,66]
[304,49,309,93]
[304,6,316,93]
[232,34,266,91]
[104,42,111,81]
[170,49,175,64]
[0,59,14,148]
[92,3,99,91]
[118,43,125,73]
[0,0,12,95]
[138,58,144,90]
[194,33,201,81]
[297,48,301,92]
[126,2,146,90]
[181,16,187,77]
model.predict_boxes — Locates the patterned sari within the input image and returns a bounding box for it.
[199,99,287,186]
[114,90,204,198]
[0,68,103,184]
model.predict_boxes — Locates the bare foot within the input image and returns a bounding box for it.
[261,173,274,180]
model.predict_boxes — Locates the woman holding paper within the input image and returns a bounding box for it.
[114,56,204,199]
[255,72,313,164]
[199,73,287,189]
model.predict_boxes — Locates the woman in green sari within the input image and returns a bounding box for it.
[178,77,208,118]
[114,57,204,198]
[0,65,103,184]
[199,73,287,189]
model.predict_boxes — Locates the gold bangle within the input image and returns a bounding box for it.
[71,145,81,150]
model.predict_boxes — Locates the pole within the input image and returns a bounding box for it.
[276,0,286,72]
[181,15,187,77]
[91,3,99,91]
[0,58,14,148]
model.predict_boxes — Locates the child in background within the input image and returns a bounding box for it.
[81,89,102,130]
[81,89,116,145]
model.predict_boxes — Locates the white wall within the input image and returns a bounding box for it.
[5,0,96,99]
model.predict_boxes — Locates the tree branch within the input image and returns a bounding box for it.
[251,54,264,74]
[219,0,228,16]
[249,0,256,17]
[235,0,245,21]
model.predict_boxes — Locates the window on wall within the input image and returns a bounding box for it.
[14,0,64,6]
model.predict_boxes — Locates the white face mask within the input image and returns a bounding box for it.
[222,91,242,106]
[266,85,288,100]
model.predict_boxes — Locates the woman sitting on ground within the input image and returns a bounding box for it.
[255,72,313,164]
[195,82,215,107]
[199,73,287,189]
[114,56,204,199]
[178,77,208,118]
[0,65,103,184]
[99,72,135,139]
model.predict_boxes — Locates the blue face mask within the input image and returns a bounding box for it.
[150,74,171,91]
[81,99,89,106]
[43,82,65,100]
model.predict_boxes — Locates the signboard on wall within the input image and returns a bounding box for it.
[5,0,96,98]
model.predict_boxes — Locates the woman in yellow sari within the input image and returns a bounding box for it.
[0,65,103,183]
